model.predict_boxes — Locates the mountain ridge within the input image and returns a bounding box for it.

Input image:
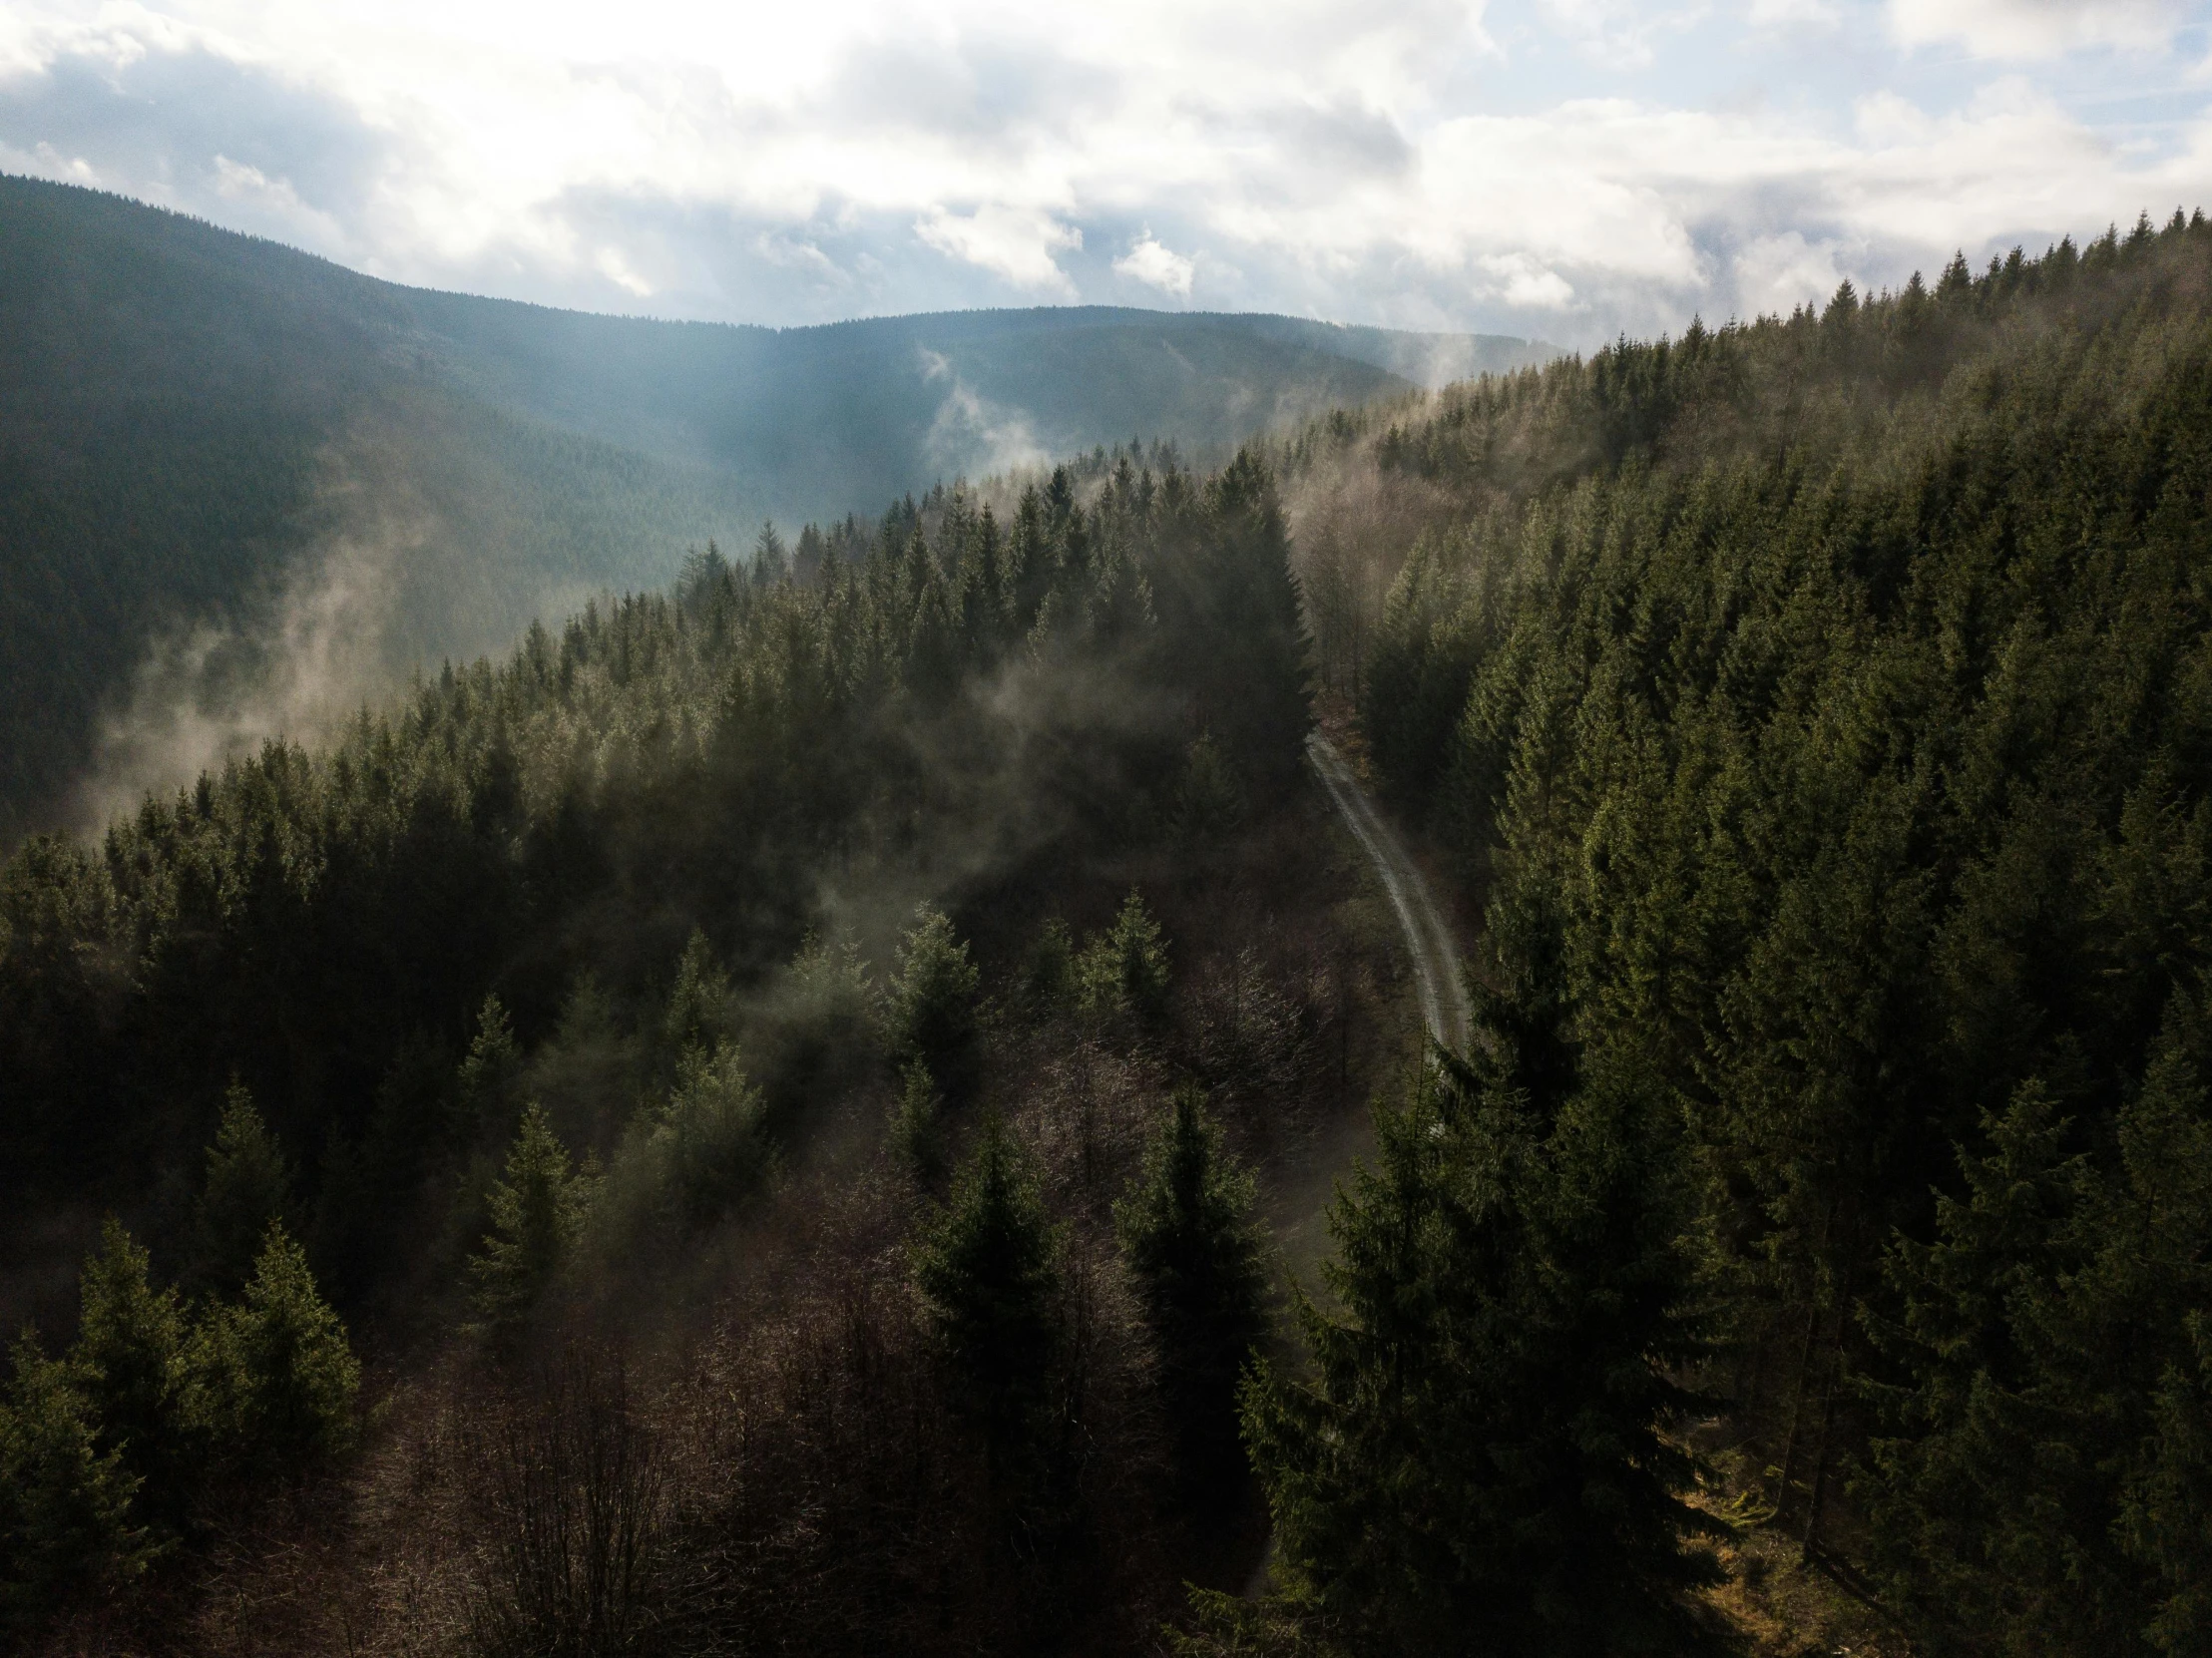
[0,174,1555,842]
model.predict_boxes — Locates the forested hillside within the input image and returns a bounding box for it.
[10,196,2212,1658]
[0,445,1399,1652]
[1276,207,2212,1656]
[0,175,1549,845]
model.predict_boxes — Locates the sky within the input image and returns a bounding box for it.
[3,0,2209,347]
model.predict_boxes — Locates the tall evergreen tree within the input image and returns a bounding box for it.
[1081,890,1171,1020]
[0,1333,147,1630]
[1116,1085,1269,1496]
[914,1118,1062,1471]
[470,1104,595,1326]
[195,1222,360,1484]
[884,904,983,1104]
[1243,1056,1722,1657]
[664,931,735,1057]
[651,1040,766,1228]
[455,993,523,1137]
[193,1084,293,1293]
[70,1218,197,1536]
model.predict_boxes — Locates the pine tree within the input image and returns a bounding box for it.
[456,993,522,1133]
[1242,1056,1722,1657]
[914,1118,1062,1467]
[1172,733,1247,843]
[652,1039,765,1227]
[1115,1085,1268,1495]
[664,931,733,1056]
[193,1083,292,1292]
[892,1056,947,1186]
[0,1331,148,1627]
[884,903,982,1103]
[70,1218,197,1536]
[1080,890,1170,1020]
[470,1104,595,1326]
[195,1221,359,1483]
[1021,916,1078,1012]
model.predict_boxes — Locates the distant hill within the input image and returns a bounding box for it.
[0,176,1555,841]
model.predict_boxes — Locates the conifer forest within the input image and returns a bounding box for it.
[10,207,2212,1657]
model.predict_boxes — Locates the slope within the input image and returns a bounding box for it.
[0,175,1553,842]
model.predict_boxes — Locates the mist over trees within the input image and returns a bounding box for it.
[0,174,1543,847]
[6,198,2212,1656]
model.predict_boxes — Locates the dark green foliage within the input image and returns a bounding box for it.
[893,1057,948,1187]
[647,1041,766,1229]
[193,1084,293,1293]
[1081,890,1172,1020]
[0,439,1301,1297]
[1020,916,1079,1012]
[1152,453,1315,801]
[1115,1086,1267,1493]
[1172,733,1249,843]
[1345,213,2212,1647]
[914,1119,1063,1464]
[457,994,524,1133]
[70,1219,197,1537]
[472,1105,596,1326]
[885,905,983,1104]
[664,931,735,1057]
[1243,1055,1723,1658]
[1862,988,2212,1654]
[194,1222,361,1482]
[0,1332,148,1630]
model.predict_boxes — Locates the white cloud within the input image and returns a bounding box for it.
[1733,230,1851,317]
[1114,232,1196,296]
[0,0,2208,344]
[1889,0,2183,60]
[915,204,1082,293]
[1479,251,1577,308]
[1543,0,1708,68]
[918,347,1052,477]
[1747,0,1842,30]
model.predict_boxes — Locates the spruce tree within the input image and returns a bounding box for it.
[1021,916,1078,1012]
[914,1118,1062,1469]
[1080,890,1170,1020]
[0,1332,147,1629]
[664,931,734,1056]
[884,904,982,1103]
[455,993,522,1134]
[196,1221,359,1483]
[1116,1085,1268,1496]
[470,1104,595,1326]
[70,1218,196,1536]
[1242,1056,1722,1657]
[892,1056,947,1187]
[652,1039,765,1227]
[193,1083,292,1292]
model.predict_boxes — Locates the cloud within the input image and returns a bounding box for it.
[1541,0,1708,68]
[1478,251,1577,308]
[1114,232,1196,296]
[1,0,2208,346]
[918,347,1052,478]
[1888,0,2184,59]
[1733,230,1851,317]
[915,204,1083,293]
[1747,0,1842,30]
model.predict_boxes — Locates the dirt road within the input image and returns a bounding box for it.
[1307,731,1470,1054]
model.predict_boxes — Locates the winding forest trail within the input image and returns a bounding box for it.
[1307,731,1471,1054]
